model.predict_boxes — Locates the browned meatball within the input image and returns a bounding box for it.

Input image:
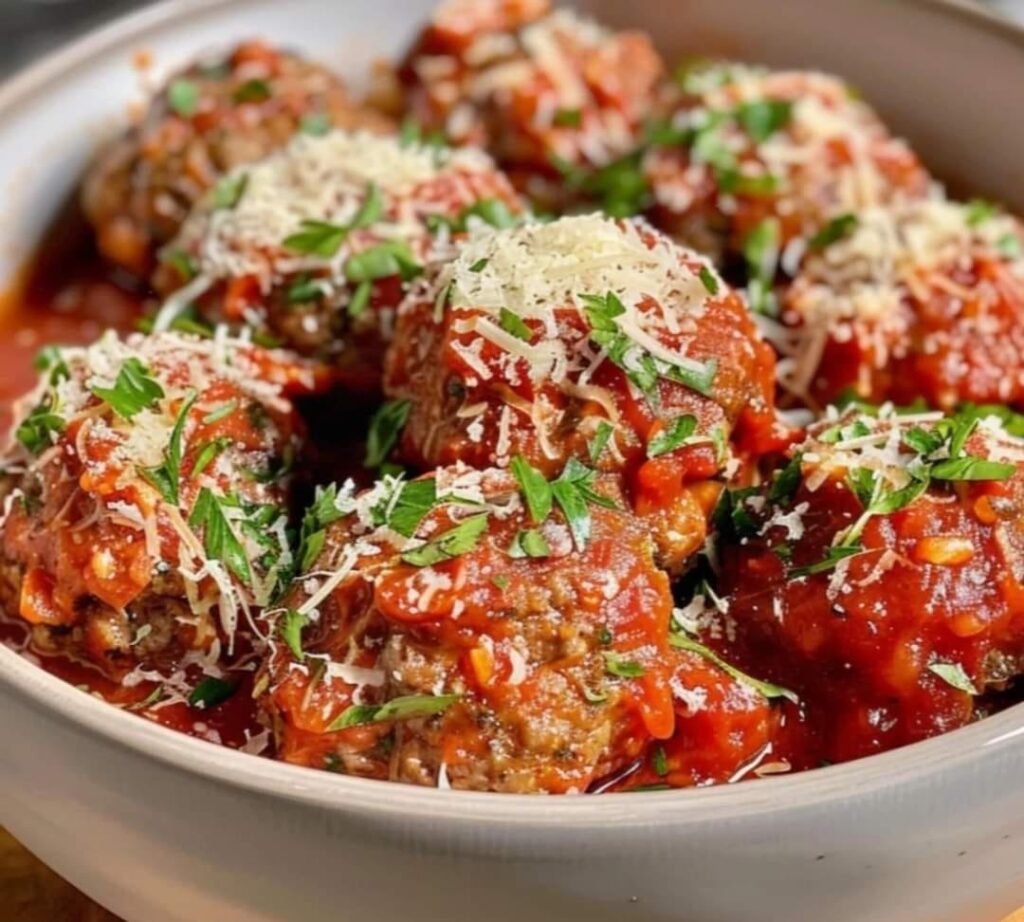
[398,0,663,208]
[258,465,682,793]
[0,331,310,689]
[82,41,391,277]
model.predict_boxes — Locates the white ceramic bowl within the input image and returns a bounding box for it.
[2,2,1024,920]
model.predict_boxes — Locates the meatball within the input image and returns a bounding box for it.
[711,406,1024,764]
[152,129,524,387]
[643,65,932,267]
[259,464,787,792]
[777,200,1024,409]
[82,41,390,276]
[384,214,781,570]
[398,0,663,208]
[0,331,309,687]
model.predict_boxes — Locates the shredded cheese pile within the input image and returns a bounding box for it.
[437,213,719,385]
[157,129,498,322]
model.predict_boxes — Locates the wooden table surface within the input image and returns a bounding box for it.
[1,823,1021,922]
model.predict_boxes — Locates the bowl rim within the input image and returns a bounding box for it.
[2,0,1024,829]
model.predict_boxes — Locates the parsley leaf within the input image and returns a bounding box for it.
[965,199,997,227]
[603,651,646,678]
[299,112,331,136]
[789,544,864,578]
[298,484,347,571]
[141,390,196,505]
[508,528,551,558]
[929,456,1015,481]
[233,78,272,104]
[345,240,421,283]
[283,219,349,258]
[329,693,460,730]
[189,487,252,584]
[90,358,164,419]
[743,218,780,315]
[401,514,489,567]
[213,173,248,210]
[279,609,310,662]
[809,213,858,249]
[15,403,64,455]
[167,78,200,117]
[188,676,237,709]
[647,414,697,458]
[589,420,615,464]
[553,107,583,128]
[365,399,411,468]
[669,631,799,703]
[498,307,532,341]
[551,458,616,551]
[698,265,720,295]
[736,99,793,143]
[928,662,979,695]
[384,478,438,538]
[510,454,552,523]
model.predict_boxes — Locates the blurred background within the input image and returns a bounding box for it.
[0,0,1020,78]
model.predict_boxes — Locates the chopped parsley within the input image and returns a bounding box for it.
[189,487,252,584]
[401,514,489,567]
[167,78,200,117]
[553,107,583,128]
[589,420,615,464]
[498,307,531,341]
[141,390,196,505]
[735,98,793,143]
[647,414,697,458]
[508,528,551,558]
[190,436,233,478]
[283,219,350,258]
[965,198,997,227]
[213,173,248,210]
[374,477,438,538]
[297,484,348,571]
[809,213,858,249]
[328,693,460,730]
[90,358,164,419]
[364,398,411,468]
[550,458,618,551]
[669,630,798,704]
[299,112,332,136]
[188,676,237,709]
[345,240,420,283]
[698,265,720,295]
[279,609,310,661]
[603,651,646,678]
[743,218,780,315]
[348,280,373,317]
[580,290,717,396]
[233,78,272,104]
[510,454,552,524]
[928,662,978,695]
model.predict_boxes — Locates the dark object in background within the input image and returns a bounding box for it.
[0,0,158,77]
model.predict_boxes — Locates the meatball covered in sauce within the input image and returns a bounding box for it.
[259,464,785,792]
[711,406,1024,764]
[0,331,310,690]
[643,65,933,267]
[82,41,391,276]
[384,214,781,570]
[153,130,524,388]
[777,200,1024,410]
[398,0,663,208]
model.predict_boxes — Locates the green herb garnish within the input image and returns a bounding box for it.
[90,358,164,419]
[328,693,460,730]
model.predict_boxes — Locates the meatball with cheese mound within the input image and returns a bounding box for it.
[777,200,1024,409]
[398,0,663,208]
[153,129,524,387]
[710,405,1024,765]
[0,331,310,690]
[259,464,784,792]
[82,41,391,276]
[643,65,933,267]
[384,214,780,571]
